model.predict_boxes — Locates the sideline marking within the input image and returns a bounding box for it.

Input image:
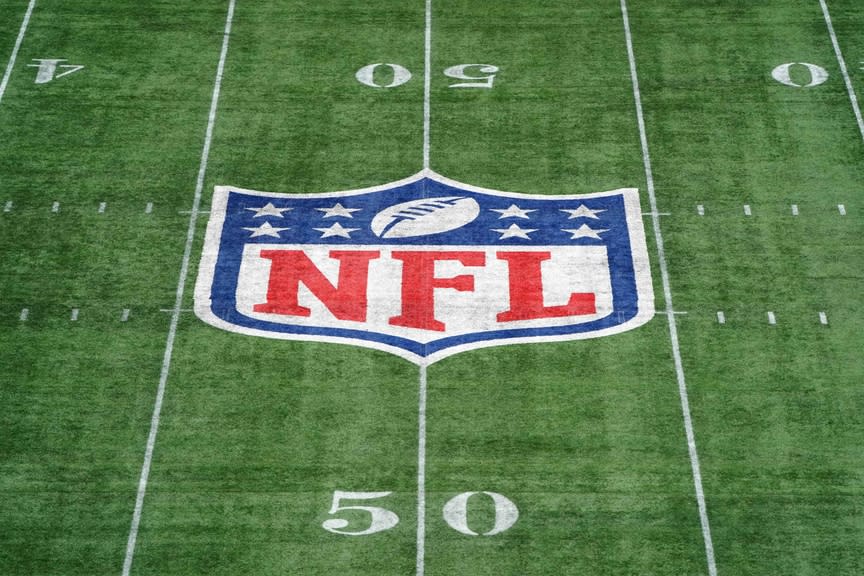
[743,204,752,216]
[697,204,705,216]
[121,309,131,322]
[791,204,799,216]
[121,2,237,575]
[19,308,29,321]
[767,311,776,325]
[716,311,726,324]
[3,201,11,212]
[51,201,59,213]
[819,0,864,145]
[819,311,828,325]
[837,203,846,215]
[620,2,718,575]
[70,308,79,321]
[98,202,107,214]
[0,0,37,107]
[145,202,153,214]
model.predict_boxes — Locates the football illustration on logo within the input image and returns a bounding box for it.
[370,196,480,238]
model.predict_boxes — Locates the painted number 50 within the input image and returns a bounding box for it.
[355,63,499,89]
[322,490,518,536]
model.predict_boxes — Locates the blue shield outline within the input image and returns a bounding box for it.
[194,169,655,364]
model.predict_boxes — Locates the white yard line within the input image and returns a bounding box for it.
[121,1,237,574]
[619,2,718,575]
[0,0,36,107]
[422,0,432,170]
[415,363,428,576]
[416,2,433,573]
[819,0,864,145]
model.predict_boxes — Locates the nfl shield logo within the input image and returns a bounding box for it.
[194,170,654,364]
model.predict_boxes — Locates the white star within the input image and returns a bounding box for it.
[492,223,538,240]
[245,202,292,218]
[562,224,608,240]
[242,221,290,238]
[560,205,605,219]
[314,222,360,238]
[316,203,361,218]
[490,204,537,219]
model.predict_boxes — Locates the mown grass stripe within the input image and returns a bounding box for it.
[619,2,718,575]
[122,2,238,574]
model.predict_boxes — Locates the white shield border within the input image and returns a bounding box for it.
[194,169,655,365]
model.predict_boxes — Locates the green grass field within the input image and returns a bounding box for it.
[1,1,862,574]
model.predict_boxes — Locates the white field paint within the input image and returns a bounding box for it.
[70,308,79,321]
[19,308,29,321]
[417,1,432,573]
[770,62,829,88]
[416,363,427,576]
[51,201,59,213]
[98,202,107,214]
[716,311,726,324]
[121,309,130,322]
[355,63,412,88]
[819,0,864,145]
[444,64,499,89]
[422,0,432,171]
[3,201,11,212]
[442,491,518,536]
[791,204,799,216]
[28,59,84,84]
[697,204,704,216]
[619,2,718,575]
[145,202,153,214]
[0,0,37,107]
[321,491,400,535]
[819,311,828,325]
[838,203,846,215]
[121,1,237,575]
[743,204,752,216]
[767,311,776,325]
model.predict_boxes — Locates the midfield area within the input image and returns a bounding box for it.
[0,1,862,575]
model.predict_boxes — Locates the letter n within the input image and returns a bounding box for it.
[253,250,380,321]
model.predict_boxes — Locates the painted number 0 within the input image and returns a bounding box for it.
[355,63,499,88]
[442,491,519,536]
[322,490,518,536]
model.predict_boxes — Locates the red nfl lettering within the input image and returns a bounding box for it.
[251,248,597,331]
[496,252,596,322]
[253,250,380,321]
[389,251,486,332]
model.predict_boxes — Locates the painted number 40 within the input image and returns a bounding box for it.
[322,490,518,536]
[356,63,499,88]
